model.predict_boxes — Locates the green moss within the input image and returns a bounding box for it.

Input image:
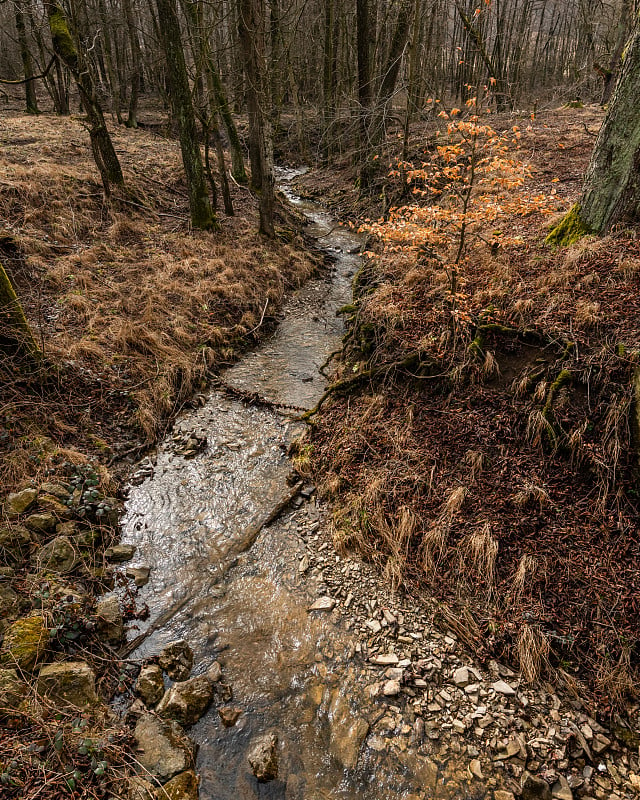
[545,204,593,247]
[564,100,584,108]
[543,369,573,417]
[48,7,79,70]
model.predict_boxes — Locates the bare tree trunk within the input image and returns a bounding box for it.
[15,1,39,114]
[123,0,142,127]
[237,0,275,237]
[155,0,217,230]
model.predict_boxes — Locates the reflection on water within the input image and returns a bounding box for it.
[121,172,476,799]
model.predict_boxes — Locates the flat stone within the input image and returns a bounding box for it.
[328,689,369,769]
[218,706,242,727]
[95,595,124,643]
[370,653,399,666]
[161,770,199,800]
[6,488,37,517]
[591,733,611,754]
[37,495,72,519]
[492,679,516,696]
[35,536,78,573]
[469,759,484,779]
[25,513,56,533]
[158,640,193,681]
[453,666,470,687]
[365,618,382,633]
[1,615,47,670]
[136,664,165,706]
[156,674,215,726]
[247,731,278,782]
[134,712,195,782]
[39,483,71,500]
[308,596,336,611]
[494,792,516,800]
[104,543,136,563]
[126,565,150,587]
[37,661,99,706]
[383,679,401,696]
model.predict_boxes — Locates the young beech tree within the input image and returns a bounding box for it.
[548,12,640,243]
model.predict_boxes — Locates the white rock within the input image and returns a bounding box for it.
[453,666,470,687]
[492,679,516,696]
[383,679,401,697]
[365,618,382,633]
[308,596,336,611]
[370,653,399,666]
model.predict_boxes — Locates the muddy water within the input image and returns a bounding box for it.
[121,176,468,799]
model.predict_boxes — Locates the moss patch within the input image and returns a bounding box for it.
[545,204,593,247]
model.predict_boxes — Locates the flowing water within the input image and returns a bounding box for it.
[120,174,475,799]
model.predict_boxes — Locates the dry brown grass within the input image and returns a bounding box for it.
[458,523,499,589]
[0,114,314,484]
[517,623,551,683]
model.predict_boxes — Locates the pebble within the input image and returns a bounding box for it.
[492,679,516,696]
[308,596,336,611]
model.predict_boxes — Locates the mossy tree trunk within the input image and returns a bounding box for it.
[0,260,40,363]
[155,0,217,230]
[549,13,640,243]
[45,2,124,192]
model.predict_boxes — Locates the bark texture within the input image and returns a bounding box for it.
[0,259,40,362]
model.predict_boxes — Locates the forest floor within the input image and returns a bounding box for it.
[294,104,640,720]
[0,112,317,798]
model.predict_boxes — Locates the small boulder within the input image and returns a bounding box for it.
[136,664,165,706]
[0,668,24,715]
[521,772,552,800]
[247,731,278,782]
[6,488,38,517]
[134,712,195,782]
[25,513,56,534]
[307,596,336,612]
[35,536,78,573]
[37,661,99,706]
[383,679,401,697]
[1,615,47,670]
[156,674,215,726]
[161,770,199,800]
[206,661,222,683]
[219,706,242,727]
[126,565,151,587]
[37,495,72,519]
[39,483,71,501]
[452,666,470,687]
[95,595,124,643]
[0,525,32,564]
[104,543,136,563]
[158,640,193,681]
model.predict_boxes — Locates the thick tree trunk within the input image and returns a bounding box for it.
[547,14,640,243]
[0,259,40,363]
[155,0,217,230]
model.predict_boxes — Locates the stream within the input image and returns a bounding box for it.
[120,173,475,800]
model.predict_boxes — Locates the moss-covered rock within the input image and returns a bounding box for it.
[134,712,195,782]
[1,615,47,670]
[37,660,99,706]
[156,674,214,726]
[545,204,593,247]
[25,513,56,534]
[34,535,78,573]
[37,494,72,519]
[161,770,199,800]
[5,488,37,517]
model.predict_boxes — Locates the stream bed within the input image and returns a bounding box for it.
[120,175,477,800]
